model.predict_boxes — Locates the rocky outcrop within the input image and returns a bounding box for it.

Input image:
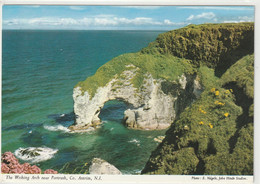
[89,158,122,175]
[70,64,201,131]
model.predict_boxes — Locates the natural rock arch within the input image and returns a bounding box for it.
[98,99,129,122]
[69,67,201,132]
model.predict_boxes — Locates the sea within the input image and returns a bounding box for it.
[2,30,167,174]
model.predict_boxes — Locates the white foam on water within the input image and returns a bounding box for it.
[14,147,58,163]
[128,138,140,144]
[44,125,70,133]
[44,124,98,134]
[133,169,142,174]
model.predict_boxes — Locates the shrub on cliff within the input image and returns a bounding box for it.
[142,54,254,175]
[142,23,254,76]
[140,23,254,175]
[1,152,58,174]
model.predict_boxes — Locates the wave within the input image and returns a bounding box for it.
[43,124,70,133]
[133,169,142,174]
[128,138,140,143]
[14,147,58,163]
[128,138,140,146]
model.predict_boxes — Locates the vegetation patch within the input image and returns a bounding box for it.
[142,54,254,175]
[142,23,254,76]
[221,54,254,99]
[76,53,194,98]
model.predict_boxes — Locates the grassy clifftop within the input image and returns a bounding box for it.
[76,53,194,98]
[142,54,254,175]
[142,23,254,76]
[76,23,254,98]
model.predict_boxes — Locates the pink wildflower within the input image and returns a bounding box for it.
[1,163,10,173]
[44,169,58,174]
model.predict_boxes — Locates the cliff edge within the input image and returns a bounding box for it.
[71,22,253,133]
[71,22,254,175]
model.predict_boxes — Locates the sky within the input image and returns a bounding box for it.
[2,5,255,30]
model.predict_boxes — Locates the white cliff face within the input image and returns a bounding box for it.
[71,66,199,131]
[123,75,176,129]
[72,80,116,129]
[193,77,203,99]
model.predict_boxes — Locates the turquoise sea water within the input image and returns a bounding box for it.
[2,30,167,174]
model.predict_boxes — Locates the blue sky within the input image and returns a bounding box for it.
[2,5,255,30]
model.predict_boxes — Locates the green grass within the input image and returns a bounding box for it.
[143,23,254,66]
[221,54,254,99]
[197,65,220,90]
[142,54,254,175]
[142,23,254,77]
[76,52,195,98]
[204,122,253,175]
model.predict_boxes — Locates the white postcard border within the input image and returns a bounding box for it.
[0,0,259,184]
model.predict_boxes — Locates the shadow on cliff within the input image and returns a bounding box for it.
[98,100,129,123]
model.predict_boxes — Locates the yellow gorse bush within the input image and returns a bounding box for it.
[199,108,207,114]
[215,91,220,96]
[225,90,230,94]
[208,123,213,129]
[214,101,225,106]
[211,88,216,92]
[224,113,229,117]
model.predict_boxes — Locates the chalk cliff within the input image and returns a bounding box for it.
[70,65,201,131]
